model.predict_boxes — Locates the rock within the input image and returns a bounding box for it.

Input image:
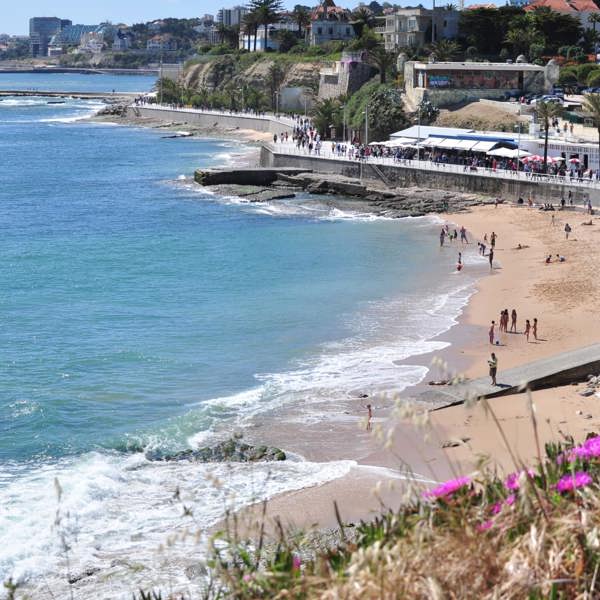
[579,389,595,397]
[185,563,208,580]
[68,566,101,584]
[146,437,286,463]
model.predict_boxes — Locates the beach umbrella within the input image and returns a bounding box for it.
[569,157,580,164]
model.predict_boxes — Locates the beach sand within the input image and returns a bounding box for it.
[242,203,600,535]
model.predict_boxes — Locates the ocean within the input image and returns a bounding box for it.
[0,73,482,597]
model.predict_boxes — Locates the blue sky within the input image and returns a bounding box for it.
[2,0,441,35]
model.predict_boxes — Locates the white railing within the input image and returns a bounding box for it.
[267,141,600,192]
[137,103,298,128]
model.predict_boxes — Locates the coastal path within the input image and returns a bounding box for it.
[420,343,600,409]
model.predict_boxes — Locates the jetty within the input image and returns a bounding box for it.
[423,343,600,409]
[0,90,141,101]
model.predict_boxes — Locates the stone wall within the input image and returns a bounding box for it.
[260,145,599,204]
[136,107,294,135]
[318,60,377,100]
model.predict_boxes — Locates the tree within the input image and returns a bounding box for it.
[311,98,342,138]
[368,43,397,84]
[581,28,599,53]
[527,7,582,55]
[535,101,563,172]
[583,93,600,170]
[458,6,523,56]
[427,39,461,61]
[504,21,543,57]
[249,0,283,50]
[351,6,375,37]
[291,6,311,38]
[267,62,285,109]
[273,29,299,53]
[243,11,260,51]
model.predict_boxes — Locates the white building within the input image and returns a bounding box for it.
[80,32,105,54]
[239,18,298,52]
[217,6,248,27]
[146,35,178,53]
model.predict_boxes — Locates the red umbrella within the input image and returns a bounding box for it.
[569,157,580,164]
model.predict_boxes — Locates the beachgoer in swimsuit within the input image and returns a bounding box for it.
[489,321,495,345]
[510,309,517,333]
[488,353,498,386]
[440,228,445,246]
[366,404,372,431]
[489,248,494,269]
[564,223,571,239]
[525,319,531,341]
[533,318,538,340]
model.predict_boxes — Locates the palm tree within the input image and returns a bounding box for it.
[249,0,283,50]
[584,93,600,172]
[589,12,600,33]
[368,43,396,84]
[535,100,563,172]
[427,39,460,61]
[311,98,341,139]
[243,11,260,51]
[351,6,375,37]
[292,6,311,39]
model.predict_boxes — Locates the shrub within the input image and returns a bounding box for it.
[588,70,600,88]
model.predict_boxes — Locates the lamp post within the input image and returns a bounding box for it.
[364,103,369,145]
[274,91,279,115]
[342,104,347,143]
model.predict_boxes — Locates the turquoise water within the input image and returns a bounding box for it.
[0,74,482,595]
[0,72,156,92]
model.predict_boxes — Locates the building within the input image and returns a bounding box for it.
[29,17,71,57]
[318,51,377,99]
[147,35,178,53]
[48,23,115,55]
[239,15,298,51]
[375,7,460,50]
[112,32,131,51]
[194,15,220,45]
[403,59,557,110]
[79,32,105,54]
[524,0,600,29]
[309,0,355,46]
[217,6,249,27]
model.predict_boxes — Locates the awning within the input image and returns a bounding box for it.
[420,137,446,147]
[454,139,479,151]
[487,148,530,158]
[471,140,499,152]
[437,138,460,149]
[385,137,413,146]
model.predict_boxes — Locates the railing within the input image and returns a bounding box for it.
[267,141,600,192]
[138,103,298,128]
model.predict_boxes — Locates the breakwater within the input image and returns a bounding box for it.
[260,145,600,205]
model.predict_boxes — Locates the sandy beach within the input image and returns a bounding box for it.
[244,201,600,535]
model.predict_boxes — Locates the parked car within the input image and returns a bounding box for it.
[530,95,562,106]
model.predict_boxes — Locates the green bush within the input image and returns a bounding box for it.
[587,70,600,88]
[558,66,578,85]
[577,63,599,84]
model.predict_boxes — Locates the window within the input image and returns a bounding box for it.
[346,28,350,35]
[317,27,322,34]
[328,27,333,35]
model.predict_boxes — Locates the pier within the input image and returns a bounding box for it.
[0,90,142,101]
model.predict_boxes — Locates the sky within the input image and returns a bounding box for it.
[1,0,440,36]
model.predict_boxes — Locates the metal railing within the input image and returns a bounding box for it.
[267,142,600,192]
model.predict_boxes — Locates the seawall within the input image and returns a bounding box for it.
[136,107,294,135]
[260,146,600,204]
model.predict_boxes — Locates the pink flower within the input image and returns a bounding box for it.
[556,471,593,493]
[490,501,502,515]
[504,470,535,491]
[423,476,471,499]
[560,436,600,463]
[292,555,301,571]
[505,493,516,506]
[477,520,494,532]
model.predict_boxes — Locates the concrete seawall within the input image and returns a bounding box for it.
[260,146,600,204]
[137,107,294,135]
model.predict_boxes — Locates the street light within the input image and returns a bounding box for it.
[364,104,369,145]
[341,104,347,143]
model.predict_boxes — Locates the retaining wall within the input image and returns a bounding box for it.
[260,146,600,204]
[136,107,294,135]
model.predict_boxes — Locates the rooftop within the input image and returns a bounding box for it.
[524,0,600,13]
[411,61,545,71]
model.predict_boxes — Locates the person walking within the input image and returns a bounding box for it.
[564,223,572,239]
[533,317,538,341]
[510,309,517,333]
[525,319,531,342]
[489,321,496,345]
[490,232,497,248]
[489,248,494,270]
[488,353,498,386]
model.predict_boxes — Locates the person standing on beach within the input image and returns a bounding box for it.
[460,226,468,243]
[489,321,495,345]
[490,232,497,248]
[489,248,494,270]
[440,228,446,246]
[525,319,531,341]
[565,223,572,239]
[510,309,517,333]
[457,252,463,271]
[533,318,538,341]
[488,353,498,386]
[365,404,373,431]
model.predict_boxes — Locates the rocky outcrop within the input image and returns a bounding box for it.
[146,437,287,463]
